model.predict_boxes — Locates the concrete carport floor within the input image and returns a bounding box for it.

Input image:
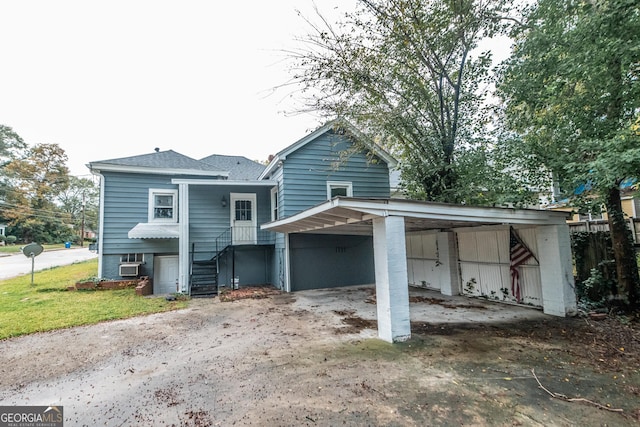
[292,285,551,339]
[263,197,576,343]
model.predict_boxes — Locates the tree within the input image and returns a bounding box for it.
[57,176,99,243]
[2,143,73,243]
[290,0,515,203]
[0,125,28,201]
[499,0,640,308]
[0,125,26,164]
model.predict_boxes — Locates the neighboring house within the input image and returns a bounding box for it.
[0,223,5,245]
[544,186,640,243]
[90,120,577,343]
[82,229,97,240]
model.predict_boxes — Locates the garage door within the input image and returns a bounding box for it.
[289,234,374,291]
[456,228,542,307]
[406,231,441,290]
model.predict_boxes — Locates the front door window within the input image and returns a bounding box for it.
[235,200,252,221]
[230,193,257,244]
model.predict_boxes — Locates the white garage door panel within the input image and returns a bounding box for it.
[406,232,441,290]
[408,258,441,289]
[456,232,477,261]
[519,265,543,305]
[457,228,542,307]
[474,231,501,263]
[406,234,423,258]
[420,234,438,258]
[460,262,507,298]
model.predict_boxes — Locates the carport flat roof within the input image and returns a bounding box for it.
[261,197,571,235]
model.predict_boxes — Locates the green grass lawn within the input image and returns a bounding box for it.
[0,258,189,340]
[0,243,76,254]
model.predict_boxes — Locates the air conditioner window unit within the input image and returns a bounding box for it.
[119,263,139,277]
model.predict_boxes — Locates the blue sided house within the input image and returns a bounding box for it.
[89,120,394,297]
[90,119,578,342]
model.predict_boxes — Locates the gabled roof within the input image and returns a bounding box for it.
[88,150,229,177]
[258,119,397,180]
[200,155,266,180]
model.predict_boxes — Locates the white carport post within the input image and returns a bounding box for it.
[436,231,460,296]
[178,183,190,294]
[536,224,577,316]
[372,216,411,343]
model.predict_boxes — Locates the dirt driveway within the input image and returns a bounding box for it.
[0,286,639,426]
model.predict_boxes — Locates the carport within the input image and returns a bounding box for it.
[262,197,577,343]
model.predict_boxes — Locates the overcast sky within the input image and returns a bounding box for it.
[1,0,356,177]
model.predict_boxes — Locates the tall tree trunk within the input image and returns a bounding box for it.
[605,186,639,309]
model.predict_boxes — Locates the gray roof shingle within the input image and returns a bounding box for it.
[200,155,266,180]
[92,150,222,172]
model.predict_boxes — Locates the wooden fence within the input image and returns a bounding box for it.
[568,218,640,244]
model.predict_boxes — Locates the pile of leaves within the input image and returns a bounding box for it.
[218,286,281,302]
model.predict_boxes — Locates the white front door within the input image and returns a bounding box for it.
[230,193,257,245]
[154,255,179,294]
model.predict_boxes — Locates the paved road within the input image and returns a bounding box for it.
[0,247,98,280]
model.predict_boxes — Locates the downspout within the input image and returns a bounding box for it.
[178,183,190,293]
[95,172,105,278]
[284,232,291,292]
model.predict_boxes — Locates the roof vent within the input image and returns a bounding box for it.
[154,147,160,153]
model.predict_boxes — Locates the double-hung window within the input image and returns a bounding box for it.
[270,186,279,221]
[148,189,178,223]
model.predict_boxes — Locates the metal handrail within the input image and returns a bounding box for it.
[190,226,276,269]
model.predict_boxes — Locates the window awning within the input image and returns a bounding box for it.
[128,223,180,239]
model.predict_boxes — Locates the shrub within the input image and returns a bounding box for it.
[6,235,17,245]
[0,235,5,242]
[577,267,616,307]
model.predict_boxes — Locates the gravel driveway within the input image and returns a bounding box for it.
[0,286,637,426]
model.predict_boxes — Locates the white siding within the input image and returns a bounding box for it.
[456,227,542,307]
[406,232,441,290]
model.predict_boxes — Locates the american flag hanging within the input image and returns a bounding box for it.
[510,227,535,303]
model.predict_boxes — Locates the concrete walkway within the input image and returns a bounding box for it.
[0,247,98,280]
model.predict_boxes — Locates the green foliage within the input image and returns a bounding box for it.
[578,268,617,309]
[498,0,640,200]
[291,0,514,204]
[56,176,99,240]
[1,137,76,243]
[5,235,16,244]
[0,125,27,201]
[0,243,69,254]
[0,125,27,163]
[499,0,640,307]
[0,259,188,339]
[1,125,97,244]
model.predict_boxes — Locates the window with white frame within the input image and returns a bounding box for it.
[578,211,603,221]
[120,253,144,263]
[148,189,178,222]
[327,181,353,199]
[270,186,279,221]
